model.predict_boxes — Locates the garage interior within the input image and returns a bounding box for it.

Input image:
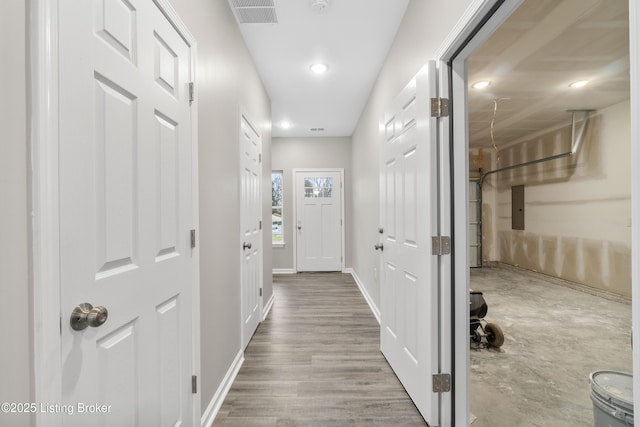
[466,0,632,425]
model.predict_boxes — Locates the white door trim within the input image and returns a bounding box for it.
[29,1,201,425]
[433,1,524,425]
[630,0,640,414]
[292,168,345,272]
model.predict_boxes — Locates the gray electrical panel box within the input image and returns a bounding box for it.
[512,185,525,230]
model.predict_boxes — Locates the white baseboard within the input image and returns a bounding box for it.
[349,269,381,324]
[262,293,275,321]
[201,350,244,427]
[272,268,295,274]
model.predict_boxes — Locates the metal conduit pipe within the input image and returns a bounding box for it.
[479,109,595,187]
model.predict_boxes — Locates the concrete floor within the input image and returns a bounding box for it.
[470,264,633,427]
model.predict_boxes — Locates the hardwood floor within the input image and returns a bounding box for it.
[213,272,427,426]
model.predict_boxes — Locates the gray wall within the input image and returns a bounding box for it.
[170,0,273,414]
[351,0,474,310]
[271,137,352,271]
[0,1,31,426]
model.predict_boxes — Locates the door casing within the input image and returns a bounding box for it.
[433,0,524,425]
[292,168,345,273]
[30,0,201,424]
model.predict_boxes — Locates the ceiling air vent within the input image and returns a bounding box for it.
[310,128,325,132]
[229,0,278,24]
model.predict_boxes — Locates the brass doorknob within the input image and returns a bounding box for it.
[70,303,109,331]
[243,242,252,250]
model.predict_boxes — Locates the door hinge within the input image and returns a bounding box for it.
[259,288,263,297]
[259,221,262,230]
[190,229,196,249]
[259,154,262,163]
[188,82,195,104]
[433,373,451,393]
[431,236,451,255]
[431,97,450,117]
[192,375,197,394]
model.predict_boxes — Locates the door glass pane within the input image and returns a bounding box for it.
[272,172,283,244]
[304,177,332,198]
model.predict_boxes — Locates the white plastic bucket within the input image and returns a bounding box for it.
[589,370,634,427]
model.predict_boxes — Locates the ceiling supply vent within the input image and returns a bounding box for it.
[310,128,325,132]
[229,0,278,24]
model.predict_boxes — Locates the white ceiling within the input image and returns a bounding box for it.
[229,0,629,143]
[229,0,410,137]
[468,0,630,149]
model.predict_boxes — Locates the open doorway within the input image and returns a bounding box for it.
[460,0,632,425]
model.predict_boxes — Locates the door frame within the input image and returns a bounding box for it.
[433,0,524,425]
[29,1,201,424]
[631,0,640,412]
[292,168,345,272]
[436,0,640,424]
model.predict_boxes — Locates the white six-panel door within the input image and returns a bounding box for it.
[240,114,263,349]
[58,0,196,425]
[295,170,343,272]
[379,62,440,424]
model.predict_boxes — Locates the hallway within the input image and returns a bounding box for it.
[214,273,426,426]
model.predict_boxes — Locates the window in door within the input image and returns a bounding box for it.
[304,177,333,198]
[272,171,284,245]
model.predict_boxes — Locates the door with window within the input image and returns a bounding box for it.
[58,0,197,425]
[378,62,442,424]
[295,170,343,271]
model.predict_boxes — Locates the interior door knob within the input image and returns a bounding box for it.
[243,242,252,250]
[374,243,384,251]
[70,303,108,331]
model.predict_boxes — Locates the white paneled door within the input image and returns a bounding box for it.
[58,0,196,425]
[240,114,263,349]
[378,62,441,424]
[295,170,343,272]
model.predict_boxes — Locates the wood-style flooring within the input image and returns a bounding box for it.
[213,272,427,426]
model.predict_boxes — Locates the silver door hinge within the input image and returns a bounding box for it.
[259,154,262,163]
[433,373,451,393]
[192,375,197,394]
[431,97,450,117]
[259,288,263,297]
[191,229,196,249]
[188,82,194,104]
[432,236,451,255]
[259,221,262,230]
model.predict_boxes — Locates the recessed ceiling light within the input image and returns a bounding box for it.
[310,63,329,74]
[569,80,589,88]
[310,0,329,14]
[471,81,491,89]
[280,121,291,129]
